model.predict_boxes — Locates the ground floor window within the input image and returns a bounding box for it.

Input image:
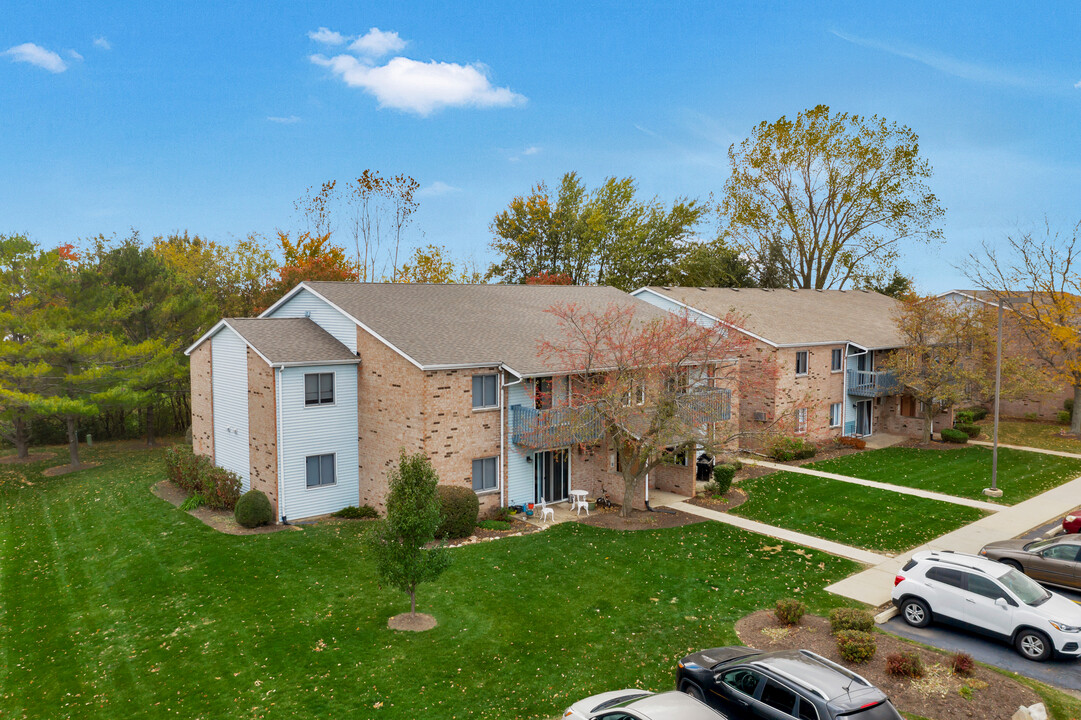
[795,408,807,434]
[472,456,498,492]
[829,402,842,427]
[305,453,336,487]
[900,396,919,418]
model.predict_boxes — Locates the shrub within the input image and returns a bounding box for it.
[333,505,379,519]
[885,651,925,678]
[1058,410,1072,425]
[436,485,480,539]
[1066,398,1075,414]
[954,410,975,425]
[486,505,513,523]
[477,519,512,531]
[1025,411,1039,421]
[709,464,736,495]
[234,489,273,528]
[162,446,242,510]
[178,493,205,511]
[950,652,975,676]
[940,428,969,444]
[774,598,806,626]
[955,423,981,438]
[967,406,989,421]
[838,436,866,450]
[767,437,817,461]
[829,607,874,634]
[836,630,877,663]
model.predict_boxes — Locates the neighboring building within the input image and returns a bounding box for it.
[186,282,736,522]
[632,287,953,445]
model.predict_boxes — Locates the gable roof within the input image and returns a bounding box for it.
[185,317,357,367]
[636,286,906,349]
[269,281,675,376]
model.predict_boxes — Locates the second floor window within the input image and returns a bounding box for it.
[305,373,334,406]
[795,351,808,376]
[622,383,645,406]
[831,348,842,372]
[472,374,498,409]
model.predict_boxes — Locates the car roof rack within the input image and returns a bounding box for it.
[923,551,989,574]
[748,661,829,700]
[798,650,872,688]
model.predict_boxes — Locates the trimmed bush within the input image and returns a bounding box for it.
[709,464,736,495]
[163,446,242,510]
[234,489,273,528]
[954,423,981,438]
[436,485,480,539]
[838,436,866,450]
[940,428,969,444]
[954,410,975,425]
[333,505,379,520]
[963,405,989,422]
[1058,410,1072,425]
[885,651,925,678]
[767,437,817,462]
[774,598,806,626]
[950,652,975,676]
[829,607,874,634]
[836,630,877,663]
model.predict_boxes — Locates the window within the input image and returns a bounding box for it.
[535,377,552,410]
[829,403,842,428]
[795,351,808,376]
[472,457,498,493]
[900,396,918,418]
[797,698,820,720]
[622,383,645,406]
[666,368,690,395]
[1042,544,1081,562]
[926,566,964,588]
[965,573,1008,601]
[304,373,334,406]
[472,374,498,409]
[760,681,797,715]
[831,348,842,372]
[305,453,336,487]
[721,668,762,698]
[795,408,807,434]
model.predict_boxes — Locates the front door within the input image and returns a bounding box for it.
[535,448,569,503]
[855,400,873,436]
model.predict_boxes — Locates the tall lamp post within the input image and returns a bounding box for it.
[984,298,1004,498]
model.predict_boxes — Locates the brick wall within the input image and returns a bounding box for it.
[879,395,954,437]
[247,349,278,516]
[190,341,214,460]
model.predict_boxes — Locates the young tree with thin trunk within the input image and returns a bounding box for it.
[721,105,944,289]
[962,221,1081,435]
[538,303,773,518]
[369,452,451,617]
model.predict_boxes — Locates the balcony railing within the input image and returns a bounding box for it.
[510,388,733,450]
[846,368,901,398]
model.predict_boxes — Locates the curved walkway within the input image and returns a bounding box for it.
[970,439,1081,459]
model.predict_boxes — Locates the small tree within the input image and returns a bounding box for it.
[369,452,450,617]
[538,303,775,518]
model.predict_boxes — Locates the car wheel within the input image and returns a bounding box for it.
[1015,629,1052,662]
[1001,559,1023,572]
[682,682,705,702]
[900,598,932,628]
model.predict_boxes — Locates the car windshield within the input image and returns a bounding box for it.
[998,569,1052,606]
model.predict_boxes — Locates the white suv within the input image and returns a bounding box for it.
[892,551,1081,662]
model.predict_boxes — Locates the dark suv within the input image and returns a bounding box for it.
[676,647,903,719]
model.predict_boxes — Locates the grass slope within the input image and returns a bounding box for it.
[0,444,859,720]
[808,446,1081,505]
[731,471,988,554]
[978,420,1081,455]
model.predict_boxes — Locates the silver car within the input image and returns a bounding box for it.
[563,689,729,720]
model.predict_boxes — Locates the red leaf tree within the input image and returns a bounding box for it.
[538,302,775,517]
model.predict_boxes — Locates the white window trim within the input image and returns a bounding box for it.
[472,373,500,411]
[830,348,843,374]
[829,403,842,428]
[303,371,336,409]
[304,452,337,490]
[472,455,500,495]
[795,408,808,434]
[795,351,809,377]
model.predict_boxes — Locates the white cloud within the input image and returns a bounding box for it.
[349,27,405,57]
[308,27,347,45]
[267,115,301,124]
[3,43,67,73]
[311,54,525,116]
[1075,80,1081,89]
[93,36,111,50]
[67,49,84,61]
[522,146,540,155]
[416,180,461,197]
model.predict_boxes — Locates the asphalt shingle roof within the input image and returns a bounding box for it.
[641,286,907,349]
[299,282,675,376]
[225,317,357,365]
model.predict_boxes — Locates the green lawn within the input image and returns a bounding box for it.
[731,471,988,554]
[808,446,1081,505]
[0,444,860,720]
[977,419,1081,455]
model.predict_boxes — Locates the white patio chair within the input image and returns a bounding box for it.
[537,497,555,524]
[572,494,590,517]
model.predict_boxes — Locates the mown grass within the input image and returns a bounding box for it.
[730,471,988,554]
[977,419,1081,455]
[807,446,1081,505]
[0,443,860,720]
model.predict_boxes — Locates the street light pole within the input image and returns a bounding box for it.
[984,298,1004,498]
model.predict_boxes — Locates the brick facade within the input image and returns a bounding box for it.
[190,341,214,460]
[247,349,278,516]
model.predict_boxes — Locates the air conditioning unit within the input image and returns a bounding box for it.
[754,411,768,422]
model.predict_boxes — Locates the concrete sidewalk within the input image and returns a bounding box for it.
[970,439,1081,459]
[824,474,1081,606]
[672,501,887,565]
[744,458,1003,512]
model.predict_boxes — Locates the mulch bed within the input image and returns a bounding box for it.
[687,486,747,511]
[578,505,704,530]
[0,452,57,465]
[437,516,541,548]
[152,479,292,536]
[736,610,1040,720]
[42,462,101,477]
[388,612,437,632]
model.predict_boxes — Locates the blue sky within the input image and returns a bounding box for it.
[2,1,1079,291]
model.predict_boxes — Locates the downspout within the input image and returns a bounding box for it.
[276,366,287,524]
[500,366,524,509]
[841,345,849,436]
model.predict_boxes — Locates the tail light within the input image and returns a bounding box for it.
[894,575,905,586]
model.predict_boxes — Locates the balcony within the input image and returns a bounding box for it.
[847,368,901,398]
[510,388,733,450]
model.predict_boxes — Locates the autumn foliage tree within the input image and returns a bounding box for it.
[538,303,768,518]
[261,231,358,308]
